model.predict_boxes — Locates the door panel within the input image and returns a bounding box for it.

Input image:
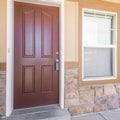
[22,66,35,93]
[41,11,53,57]
[23,9,35,57]
[41,65,53,92]
[14,2,59,109]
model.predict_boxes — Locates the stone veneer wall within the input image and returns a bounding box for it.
[0,71,6,116]
[65,68,120,116]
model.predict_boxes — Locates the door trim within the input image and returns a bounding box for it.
[6,0,64,117]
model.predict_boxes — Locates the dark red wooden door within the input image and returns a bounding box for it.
[14,2,59,109]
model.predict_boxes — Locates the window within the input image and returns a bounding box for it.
[82,9,117,81]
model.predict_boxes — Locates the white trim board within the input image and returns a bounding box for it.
[6,0,65,117]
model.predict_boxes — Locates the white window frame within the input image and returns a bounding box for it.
[82,8,117,81]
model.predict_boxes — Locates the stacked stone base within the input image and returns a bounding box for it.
[65,69,120,116]
[0,72,6,116]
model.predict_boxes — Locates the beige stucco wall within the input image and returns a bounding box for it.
[64,0,78,62]
[103,0,120,3]
[0,0,6,63]
[64,0,120,62]
[65,0,120,116]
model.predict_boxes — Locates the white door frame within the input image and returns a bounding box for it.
[6,0,65,117]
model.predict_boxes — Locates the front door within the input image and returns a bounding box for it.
[14,2,59,109]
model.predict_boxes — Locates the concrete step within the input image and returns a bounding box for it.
[2,105,71,120]
[12,104,60,116]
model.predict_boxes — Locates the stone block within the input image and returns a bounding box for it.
[79,90,94,104]
[73,75,78,79]
[69,106,81,116]
[65,84,79,99]
[69,105,93,116]
[117,89,120,95]
[0,73,6,79]
[79,85,91,91]
[65,76,77,85]
[0,96,5,106]
[104,84,117,95]
[95,96,108,105]
[91,85,103,89]
[108,94,119,110]
[0,89,5,95]
[115,83,120,89]
[65,98,80,107]
[65,69,78,76]
[0,80,5,89]
[0,106,5,115]
[94,104,108,112]
[93,86,103,97]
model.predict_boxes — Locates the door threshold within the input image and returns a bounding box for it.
[3,105,71,120]
[12,104,60,116]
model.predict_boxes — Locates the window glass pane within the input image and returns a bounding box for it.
[83,14,115,45]
[84,48,114,78]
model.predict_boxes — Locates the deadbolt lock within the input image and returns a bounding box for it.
[55,59,60,71]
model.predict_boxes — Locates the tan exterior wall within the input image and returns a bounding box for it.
[64,0,120,63]
[103,0,120,3]
[0,0,6,63]
[64,0,120,116]
[64,0,78,62]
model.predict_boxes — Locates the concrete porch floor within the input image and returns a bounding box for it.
[1,105,120,120]
[1,104,71,120]
[72,110,120,120]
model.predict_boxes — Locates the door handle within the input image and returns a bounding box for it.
[55,59,60,71]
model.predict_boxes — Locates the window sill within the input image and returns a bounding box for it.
[82,76,117,81]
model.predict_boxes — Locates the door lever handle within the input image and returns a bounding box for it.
[55,59,60,71]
